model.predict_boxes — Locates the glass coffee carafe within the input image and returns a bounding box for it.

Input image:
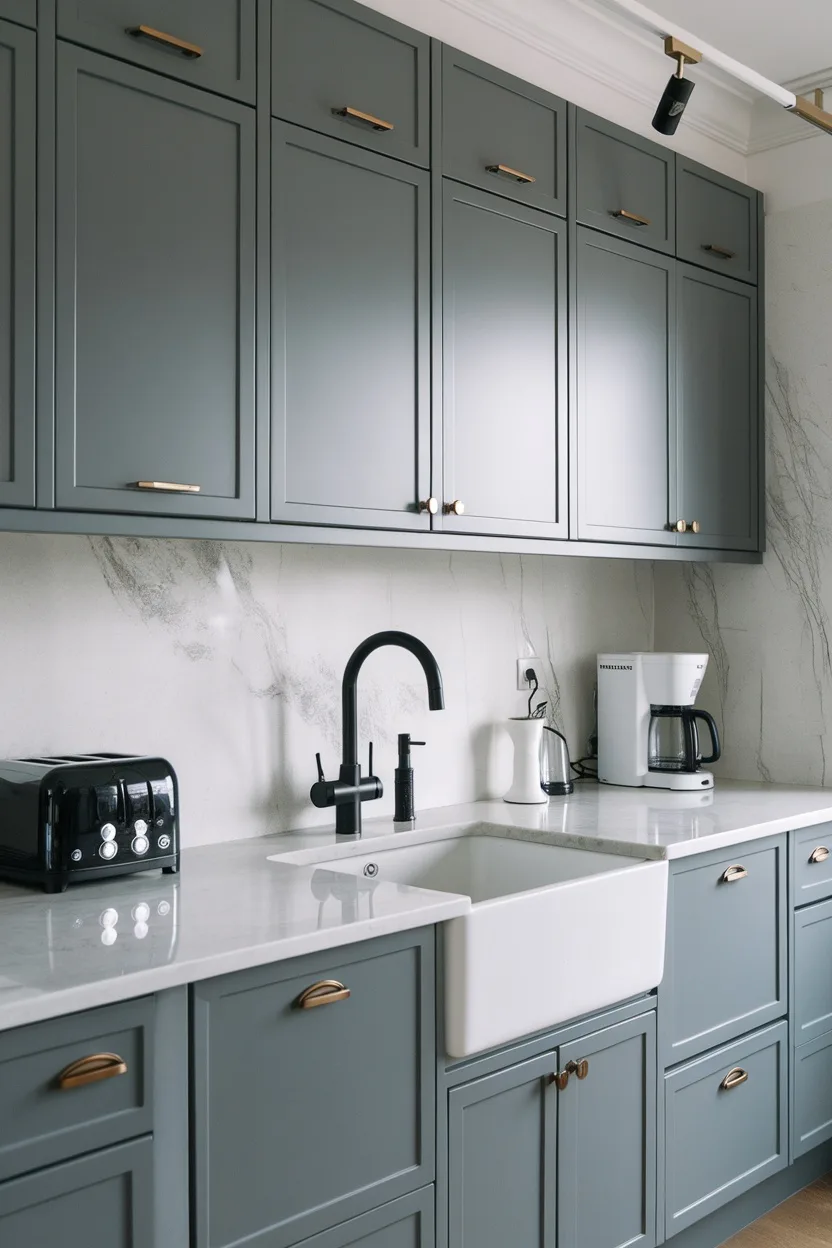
[647,705,721,774]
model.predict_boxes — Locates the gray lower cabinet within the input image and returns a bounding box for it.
[440,181,568,539]
[55,46,256,520]
[573,108,675,255]
[0,18,35,508]
[57,0,256,103]
[574,228,676,545]
[558,1013,656,1248]
[793,1031,832,1159]
[191,928,435,1248]
[448,1051,558,1248]
[272,0,430,169]
[271,122,430,530]
[296,1190,434,1248]
[791,822,832,907]
[660,837,787,1068]
[793,896,832,1046]
[675,264,759,551]
[664,1021,788,1239]
[0,1136,154,1247]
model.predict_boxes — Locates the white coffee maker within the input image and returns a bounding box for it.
[596,652,721,791]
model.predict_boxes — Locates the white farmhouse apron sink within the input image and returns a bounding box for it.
[313,832,668,1058]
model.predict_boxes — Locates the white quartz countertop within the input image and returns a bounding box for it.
[1,778,831,1033]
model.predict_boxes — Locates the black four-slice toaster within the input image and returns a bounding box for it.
[0,754,180,892]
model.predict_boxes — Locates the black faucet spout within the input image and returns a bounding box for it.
[342,630,444,766]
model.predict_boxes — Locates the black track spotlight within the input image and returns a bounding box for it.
[652,35,702,136]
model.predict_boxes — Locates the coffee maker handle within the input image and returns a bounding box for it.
[693,710,721,765]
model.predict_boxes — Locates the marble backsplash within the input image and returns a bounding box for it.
[0,534,654,845]
[655,196,832,787]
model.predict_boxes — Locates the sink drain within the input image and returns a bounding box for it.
[363,862,379,878]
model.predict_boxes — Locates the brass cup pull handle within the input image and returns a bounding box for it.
[703,244,736,260]
[419,497,439,515]
[333,107,394,133]
[132,481,201,494]
[720,1067,749,1091]
[613,209,651,227]
[444,500,465,516]
[721,864,748,884]
[296,980,351,1009]
[486,163,536,185]
[127,25,203,58]
[58,1053,128,1090]
[810,845,831,864]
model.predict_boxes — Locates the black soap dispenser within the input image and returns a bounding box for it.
[394,733,425,826]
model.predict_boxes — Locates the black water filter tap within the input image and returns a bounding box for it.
[394,733,425,823]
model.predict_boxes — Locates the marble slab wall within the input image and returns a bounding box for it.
[0,534,653,844]
[655,197,832,787]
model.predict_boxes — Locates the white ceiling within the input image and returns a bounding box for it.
[652,0,832,84]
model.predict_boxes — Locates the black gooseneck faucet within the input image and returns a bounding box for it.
[310,631,445,836]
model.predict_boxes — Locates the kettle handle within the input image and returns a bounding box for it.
[692,709,721,765]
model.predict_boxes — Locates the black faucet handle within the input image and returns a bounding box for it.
[315,752,326,783]
[411,741,426,747]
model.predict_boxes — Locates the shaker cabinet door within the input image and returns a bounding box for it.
[675,264,759,551]
[575,228,676,545]
[271,122,431,530]
[440,181,568,539]
[0,19,35,508]
[54,47,256,519]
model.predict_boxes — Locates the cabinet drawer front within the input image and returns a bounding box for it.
[792,823,832,907]
[191,929,435,1248]
[0,997,154,1181]
[794,897,832,1045]
[664,1022,788,1238]
[297,1189,434,1248]
[676,158,757,285]
[272,0,430,168]
[574,109,674,254]
[793,1031,832,1160]
[0,1136,153,1247]
[0,2,35,28]
[663,837,786,1066]
[441,47,566,216]
[57,0,255,102]
[55,47,256,520]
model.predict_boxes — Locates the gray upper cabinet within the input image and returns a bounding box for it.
[191,929,435,1248]
[0,1,35,27]
[272,0,430,168]
[0,1137,154,1248]
[55,46,256,520]
[0,19,35,508]
[574,109,675,255]
[271,122,430,530]
[675,265,758,550]
[575,229,676,546]
[448,1051,558,1248]
[661,837,786,1068]
[440,181,568,539]
[56,0,256,103]
[558,1013,656,1248]
[676,157,758,285]
[440,46,566,216]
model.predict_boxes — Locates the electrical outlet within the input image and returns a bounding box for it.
[516,657,541,692]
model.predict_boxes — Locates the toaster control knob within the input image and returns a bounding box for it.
[132,903,150,923]
[100,823,116,842]
[134,819,148,836]
[132,835,149,856]
[99,907,119,928]
[99,841,118,861]
[70,849,82,863]
[157,834,171,851]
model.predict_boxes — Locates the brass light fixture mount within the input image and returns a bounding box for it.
[789,87,832,137]
[664,35,703,74]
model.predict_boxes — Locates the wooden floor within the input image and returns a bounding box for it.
[723,1175,832,1247]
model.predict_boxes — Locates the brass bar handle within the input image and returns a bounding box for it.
[58,1053,128,1090]
[333,107,394,133]
[721,864,748,884]
[127,25,203,58]
[810,845,831,864]
[132,481,201,494]
[485,163,536,185]
[296,979,351,1010]
[720,1067,749,1091]
[419,497,439,515]
[613,209,651,227]
[703,244,736,260]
